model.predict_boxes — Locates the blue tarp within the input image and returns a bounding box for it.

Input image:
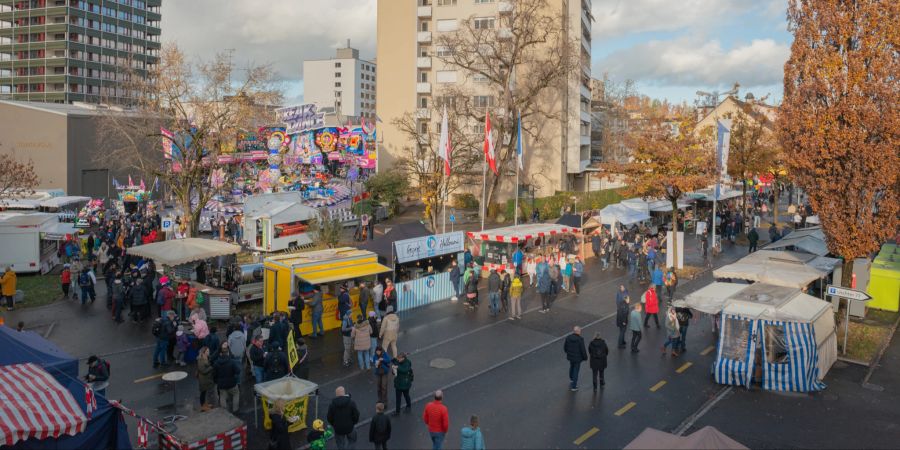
[1,326,132,450]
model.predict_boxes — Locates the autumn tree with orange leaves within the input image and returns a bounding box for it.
[606,110,715,266]
[779,0,899,286]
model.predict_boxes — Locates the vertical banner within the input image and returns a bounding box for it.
[286,329,299,369]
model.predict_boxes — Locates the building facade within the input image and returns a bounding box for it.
[303,44,376,120]
[376,0,592,202]
[0,0,161,104]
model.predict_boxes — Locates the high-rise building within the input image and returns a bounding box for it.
[303,43,376,120]
[376,0,593,200]
[0,0,161,104]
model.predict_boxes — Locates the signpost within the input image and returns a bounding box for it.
[449,210,456,233]
[827,284,872,354]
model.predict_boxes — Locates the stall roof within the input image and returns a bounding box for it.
[254,376,318,400]
[126,238,242,266]
[689,188,743,201]
[681,282,831,322]
[712,250,839,288]
[762,226,829,256]
[681,282,751,314]
[358,221,432,260]
[243,192,318,222]
[296,262,392,285]
[37,196,91,208]
[467,223,576,243]
[594,203,651,225]
[267,247,379,267]
[0,212,57,227]
[648,199,692,212]
[43,222,79,240]
[625,426,747,450]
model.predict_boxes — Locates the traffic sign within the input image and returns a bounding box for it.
[449,214,456,223]
[826,285,871,301]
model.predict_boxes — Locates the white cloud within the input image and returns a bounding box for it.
[591,0,751,39]
[594,37,790,88]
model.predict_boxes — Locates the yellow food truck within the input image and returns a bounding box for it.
[263,247,392,334]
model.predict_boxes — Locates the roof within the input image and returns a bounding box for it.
[243,192,318,221]
[682,282,831,322]
[0,100,111,117]
[358,221,432,259]
[0,326,78,383]
[126,238,242,266]
[38,196,92,209]
[467,223,577,243]
[762,226,829,256]
[296,262,392,284]
[556,213,587,229]
[713,250,840,288]
[0,363,88,447]
[166,408,244,445]
[594,203,651,225]
[0,212,58,227]
[681,282,751,314]
[625,426,747,450]
[266,247,379,267]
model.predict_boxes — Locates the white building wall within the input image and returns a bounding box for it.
[303,51,376,119]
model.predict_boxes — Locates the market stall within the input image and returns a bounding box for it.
[713,249,840,290]
[263,248,392,333]
[467,223,579,273]
[625,426,747,450]
[393,231,465,311]
[762,226,829,256]
[158,408,246,450]
[594,203,651,227]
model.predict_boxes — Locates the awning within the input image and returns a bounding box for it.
[38,196,91,209]
[713,250,839,288]
[42,222,79,241]
[762,226,829,256]
[126,238,242,266]
[296,262,393,285]
[467,223,576,243]
[681,282,750,314]
[0,363,88,446]
[594,203,651,225]
[625,426,747,449]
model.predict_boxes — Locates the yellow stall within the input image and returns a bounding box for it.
[264,247,392,335]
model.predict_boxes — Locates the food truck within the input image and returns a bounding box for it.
[467,223,579,273]
[263,248,392,334]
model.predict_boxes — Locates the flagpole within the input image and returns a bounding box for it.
[481,160,487,231]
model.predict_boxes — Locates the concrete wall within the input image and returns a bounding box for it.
[0,104,69,191]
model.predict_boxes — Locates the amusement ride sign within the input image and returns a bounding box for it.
[276,103,326,134]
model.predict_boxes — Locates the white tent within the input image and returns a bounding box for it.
[243,192,318,224]
[595,203,651,225]
[126,238,242,266]
[763,227,829,256]
[37,196,91,209]
[713,250,839,289]
[680,282,750,314]
[648,199,692,212]
[625,426,747,450]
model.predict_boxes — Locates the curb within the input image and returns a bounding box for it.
[861,312,900,385]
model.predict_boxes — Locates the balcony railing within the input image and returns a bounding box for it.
[416,82,431,94]
[417,31,431,43]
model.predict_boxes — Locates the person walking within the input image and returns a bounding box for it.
[304,286,325,338]
[112,279,125,323]
[423,390,449,450]
[369,402,392,450]
[460,415,486,450]
[651,266,664,305]
[748,227,759,253]
[391,352,413,415]
[588,332,608,390]
[572,257,584,295]
[341,310,355,368]
[526,256,537,287]
[248,336,266,384]
[352,315,373,370]
[269,399,297,450]
[664,268,678,303]
[509,275,523,320]
[643,286,660,329]
[196,346,216,412]
[213,342,240,413]
[327,386,361,450]
[368,311,380,362]
[500,270,511,314]
[675,306,693,353]
[338,285,352,324]
[486,269,501,317]
[615,288,630,349]
[373,280,385,318]
[227,325,246,374]
[537,269,552,313]
[380,308,400,357]
[151,314,174,369]
[464,268,479,309]
[629,304,643,353]
[77,268,97,306]
[661,307,681,357]
[60,264,72,300]
[563,326,587,391]
[372,346,392,407]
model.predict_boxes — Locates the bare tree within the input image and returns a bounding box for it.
[97,45,281,236]
[0,154,38,203]
[433,0,580,209]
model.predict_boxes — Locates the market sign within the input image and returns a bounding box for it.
[394,231,464,264]
[826,285,872,302]
[276,103,325,134]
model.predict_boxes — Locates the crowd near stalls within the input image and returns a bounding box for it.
[467,223,581,274]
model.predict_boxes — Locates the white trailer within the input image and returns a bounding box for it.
[0,213,75,274]
[243,192,318,252]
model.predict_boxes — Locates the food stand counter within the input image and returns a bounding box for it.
[467,223,578,273]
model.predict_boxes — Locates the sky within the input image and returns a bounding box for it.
[160,0,793,106]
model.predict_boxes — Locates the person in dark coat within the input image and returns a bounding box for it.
[269,399,296,450]
[369,402,392,450]
[337,285,352,320]
[289,294,304,339]
[268,313,290,351]
[748,227,759,253]
[588,333,609,390]
[327,386,361,449]
[264,342,290,381]
[615,297,630,349]
[563,326,588,391]
[449,261,461,300]
[391,353,413,415]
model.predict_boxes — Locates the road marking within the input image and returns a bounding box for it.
[676,362,693,373]
[673,386,733,435]
[700,345,715,356]
[649,380,667,392]
[614,401,636,416]
[573,427,599,446]
[133,373,164,384]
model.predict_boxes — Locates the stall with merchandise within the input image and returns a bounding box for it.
[392,231,465,311]
[466,223,579,273]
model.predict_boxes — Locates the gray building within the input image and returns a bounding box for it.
[0,100,148,197]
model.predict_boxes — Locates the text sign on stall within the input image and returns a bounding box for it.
[826,285,872,301]
[394,231,464,264]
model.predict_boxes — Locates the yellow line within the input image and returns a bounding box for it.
[649,380,667,392]
[573,427,599,446]
[614,401,636,416]
[133,373,165,384]
[676,362,693,373]
[700,345,715,356]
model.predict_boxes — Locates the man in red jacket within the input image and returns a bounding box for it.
[422,390,449,450]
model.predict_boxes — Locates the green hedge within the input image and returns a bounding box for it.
[505,188,624,221]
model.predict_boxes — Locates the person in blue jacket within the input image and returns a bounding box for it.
[460,415,485,450]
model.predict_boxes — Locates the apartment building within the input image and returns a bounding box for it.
[303,44,376,121]
[376,0,593,202]
[0,0,161,104]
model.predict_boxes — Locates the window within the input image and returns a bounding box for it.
[721,317,751,360]
[473,17,495,29]
[420,97,428,108]
[436,19,458,32]
[475,0,495,3]
[335,82,341,87]
[437,0,457,5]
[419,72,428,82]
[420,122,428,134]
[436,46,452,57]
[472,95,494,107]
[420,21,429,31]
[436,70,457,83]
[335,62,341,68]
[335,72,341,77]
[764,324,790,364]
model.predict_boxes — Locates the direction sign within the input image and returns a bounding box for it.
[826,285,872,301]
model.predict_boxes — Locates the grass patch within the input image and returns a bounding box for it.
[678,265,707,281]
[842,319,893,363]
[16,274,62,309]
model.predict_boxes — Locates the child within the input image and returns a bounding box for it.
[60,264,72,300]
[460,415,486,450]
[173,328,189,366]
[307,419,333,450]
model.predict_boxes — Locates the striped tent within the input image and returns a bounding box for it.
[0,363,88,446]
[760,320,827,392]
[466,223,575,243]
[714,315,759,388]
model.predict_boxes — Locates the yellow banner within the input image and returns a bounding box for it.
[261,395,308,432]
[287,329,299,369]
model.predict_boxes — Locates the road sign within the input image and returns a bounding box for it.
[161,218,174,232]
[449,214,456,223]
[826,285,872,301]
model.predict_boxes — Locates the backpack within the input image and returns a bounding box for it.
[151,320,162,337]
[78,272,91,287]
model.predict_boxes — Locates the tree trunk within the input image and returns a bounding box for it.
[178,194,193,238]
[671,198,679,269]
[840,258,855,288]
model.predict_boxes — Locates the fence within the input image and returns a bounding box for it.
[396,271,455,312]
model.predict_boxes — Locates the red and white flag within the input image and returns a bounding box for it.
[484,110,498,175]
[438,105,452,176]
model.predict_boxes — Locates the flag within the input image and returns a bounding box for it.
[286,329,299,369]
[438,105,452,176]
[483,110,498,175]
[516,112,525,171]
[128,175,134,187]
[715,119,732,200]
[161,127,174,160]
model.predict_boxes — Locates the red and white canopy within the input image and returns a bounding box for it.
[467,223,575,243]
[0,363,88,446]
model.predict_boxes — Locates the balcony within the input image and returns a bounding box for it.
[581,135,591,146]
[582,37,590,54]
[416,57,431,69]
[417,5,432,17]
[580,84,590,101]
[416,108,430,119]
[499,1,513,13]
[416,82,431,94]
[581,109,591,124]
[417,31,431,43]
[582,9,591,30]
[497,28,512,39]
